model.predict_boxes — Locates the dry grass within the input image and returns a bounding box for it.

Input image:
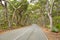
[42,27,60,40]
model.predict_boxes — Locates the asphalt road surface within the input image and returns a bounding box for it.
[0,24,48,40]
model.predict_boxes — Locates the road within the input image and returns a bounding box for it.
[0,24,48,40]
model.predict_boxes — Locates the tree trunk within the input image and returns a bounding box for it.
[46,0,54,30]
[48,13,53,30]
[4,0,11,27]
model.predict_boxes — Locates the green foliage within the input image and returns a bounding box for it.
[0,0,60,32]
[52,26,59,33]
[0,5,3,9]
[53,16,60,30]
[46,25,50,29]
[55,24,60,31]
[0,0,28,29]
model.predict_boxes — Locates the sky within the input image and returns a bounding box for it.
[10,0,38,5]
[27,0,38,5]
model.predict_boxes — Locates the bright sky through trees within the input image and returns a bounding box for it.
[27,0,38,5]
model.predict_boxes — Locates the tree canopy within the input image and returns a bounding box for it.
[0,0,60,32]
